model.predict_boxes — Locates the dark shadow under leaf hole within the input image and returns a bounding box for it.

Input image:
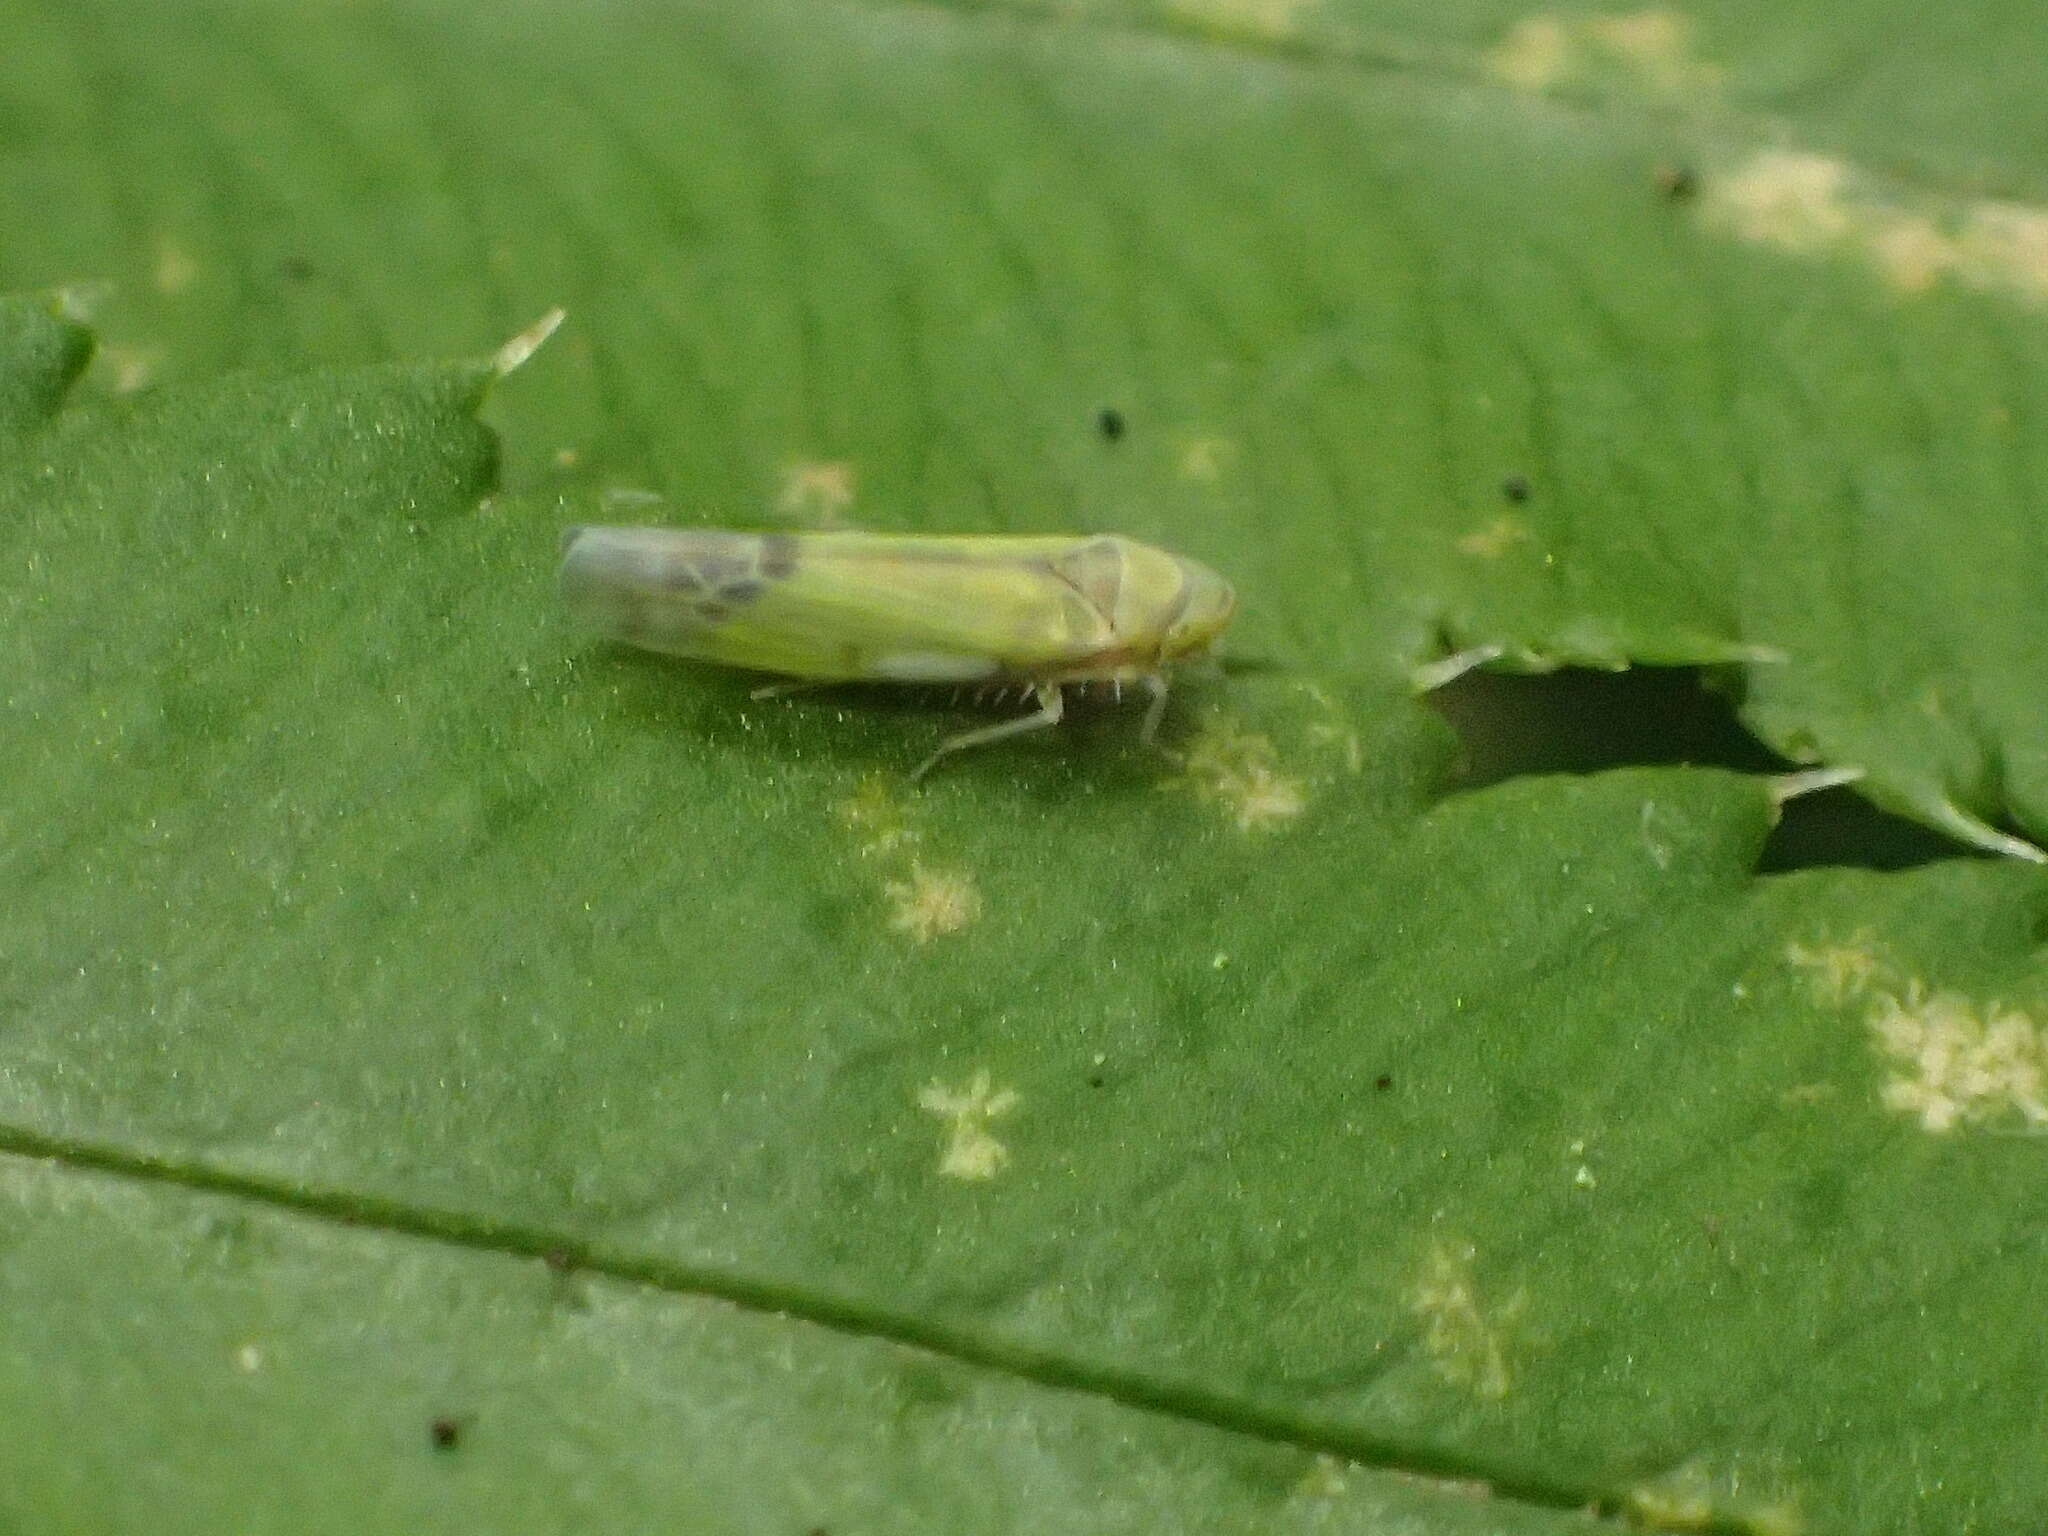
[1423,664,1970,873]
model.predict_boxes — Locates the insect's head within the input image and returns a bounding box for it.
[1160,559,1237,661]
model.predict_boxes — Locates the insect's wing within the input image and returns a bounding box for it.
[560,528,1116,681]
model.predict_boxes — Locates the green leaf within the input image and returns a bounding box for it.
[4,1156,1601,1535]
[5,0,2048,1531]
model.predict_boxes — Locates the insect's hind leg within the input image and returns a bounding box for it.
[911,684,1065,781]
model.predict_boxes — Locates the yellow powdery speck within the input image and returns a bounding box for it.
[1169,719,1307,832]
[837,773,918,858]
[834,776,979,941]
[1488,15,2048,306]
[1409,1241,1522,1400]
[776,460,856,525]
[1176,435,1236,484]
[1487,9,1721,99]
[1957,202,2048,300]
[1782,932,1887,1004]
[917,1071,1019,1180]
[1870,986,2048,1134]
[1706,151,1853,252]
[97,345,161,395]
[1704,150,2048,305]
[885,860,982,942]
[1787,934,2048,1134]
[1584,9,1722,94]
[1457,515,1533,558]
[1487,15,1570,90]
[153,236,198,294]
[1163,0,1316,42]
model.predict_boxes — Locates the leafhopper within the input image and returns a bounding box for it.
[559,526,1237,778]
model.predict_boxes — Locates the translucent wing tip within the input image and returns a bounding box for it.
[557,524,689,626]
[558,524,645,635]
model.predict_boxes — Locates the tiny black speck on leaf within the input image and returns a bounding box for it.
[1500,474,1531,504]
[430,1417,463,1450]
[1375,1074,1393,1091]
[1096,407,1126,442]
[1088,1074,1106,1088]
[1654,163,1699,201]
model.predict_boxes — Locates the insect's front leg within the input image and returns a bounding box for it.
[911,683,1065,782]
[1138,673,1170,746]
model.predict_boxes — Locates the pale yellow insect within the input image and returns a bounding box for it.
[559,527,1237,777]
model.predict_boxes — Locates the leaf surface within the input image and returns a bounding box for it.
[5,0,2048,1530]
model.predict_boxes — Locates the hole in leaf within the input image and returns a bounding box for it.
[1424,665,1972,872]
